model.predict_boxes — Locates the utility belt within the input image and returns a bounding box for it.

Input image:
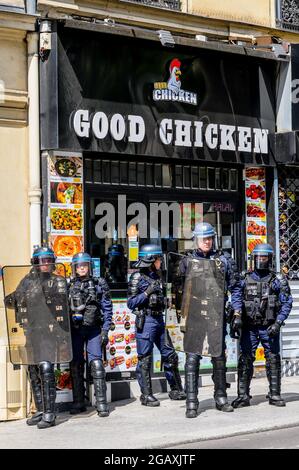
[145,308,164,317]
[243,302,278,326]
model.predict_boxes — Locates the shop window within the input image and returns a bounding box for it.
[85,159,93,183]
[102,160,110,184]
[199,167,207,189]
[137,163,145,186]
[111,161,119,185]
[230,169,238,191]
[94,160,102,184]
[215,168,221,190]
[191,166,199,189]
[155,164,162,187]
[175,166,183,188]
[208,168,216,189]
[222,169,229,190]
[146,163,154,187]
[183,166,191,188]
[120,161,128,185]
[129,162,137,185]
[162,165,171,188]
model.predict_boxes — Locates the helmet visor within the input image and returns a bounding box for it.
[72,261,92,278]
[253,254,273,270]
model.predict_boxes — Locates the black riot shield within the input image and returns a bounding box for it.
[2,263,72,365]
[164,252,187,353]
[181,257,225,357]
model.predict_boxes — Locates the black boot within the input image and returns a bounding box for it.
[70,361,87,414]
[138,355,160,407]
[185,353,200,418]
[232,354,253,408]
[266,354,286,407]
[167,352,186,400]
[90,359,110,417]
[26,366,43,426]
[212,356,234,412]
[37,362,56,429]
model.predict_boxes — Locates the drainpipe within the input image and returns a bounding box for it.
[27,32,41,252]
[25,0,36,15]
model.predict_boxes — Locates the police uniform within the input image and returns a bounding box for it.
[68,253,113,417]
[232,245,293,408]
[4,247,66,429]
[127,244,186,407]
[178,247,243,417]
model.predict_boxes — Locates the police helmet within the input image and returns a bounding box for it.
[251,243,274,271]
[71,252,93,278]
[133,244,163,269]
[193,222,217,250]
[31,246,56,266]
[108,244,125,258]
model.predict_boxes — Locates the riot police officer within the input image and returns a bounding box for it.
[4,246,69,429]
[68,252,113,417]
[231,243,293,408]
[175,223,243,418]
[127,244,186,407]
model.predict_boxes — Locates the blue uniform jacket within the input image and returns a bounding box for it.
[69,277,113,332]
[178,249,243,311]
[240,271,293,323]
[127,271,161,311]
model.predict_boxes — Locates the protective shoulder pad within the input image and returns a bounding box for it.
[128,272,141,297]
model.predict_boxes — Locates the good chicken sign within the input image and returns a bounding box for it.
[153,58,198,105]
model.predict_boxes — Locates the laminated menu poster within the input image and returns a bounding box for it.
[47,154,84,277]
[105,299,138,372]
[245,167,267,263]
[245,167,267,365]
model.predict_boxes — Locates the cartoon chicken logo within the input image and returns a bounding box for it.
[153,58,197,106]
[167,58,182,94]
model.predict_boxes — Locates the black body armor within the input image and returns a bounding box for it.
[243,273,279,326]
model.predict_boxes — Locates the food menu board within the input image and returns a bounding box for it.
[47,155,84,276]
[105,299,138,373]
[245,167,267,266]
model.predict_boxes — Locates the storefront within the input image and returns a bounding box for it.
[40,20,281,401]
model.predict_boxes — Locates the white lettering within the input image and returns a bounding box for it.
[219,125,235,150]
[110,114,126,141]
[253,128,269,154]
[159,119,173,145]
[238,126,252,152]
[73,110,90,137]
[92,111,109,139]
[205,124,218,149]
[128,115,145,143]
[175,120,192,147]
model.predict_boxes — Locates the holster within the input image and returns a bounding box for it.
[135,310,146,332]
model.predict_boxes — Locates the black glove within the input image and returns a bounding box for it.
[100,330,109,347]
[267,321,282,337]
[231,314,242,339]
[145,282,159,297]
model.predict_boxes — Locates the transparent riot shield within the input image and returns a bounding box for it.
[2,263,72,365]
[164,252,187,352]
[181,257,225,357]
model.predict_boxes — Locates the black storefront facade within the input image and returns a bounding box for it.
[40,21,284,402]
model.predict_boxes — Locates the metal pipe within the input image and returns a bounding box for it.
[27,32,41,252]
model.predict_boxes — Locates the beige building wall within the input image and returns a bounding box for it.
[189,0,275,27]
[0,13,36,420]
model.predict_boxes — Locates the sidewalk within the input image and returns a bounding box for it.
[0,376,299,449]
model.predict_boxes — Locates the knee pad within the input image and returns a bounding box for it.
[166,351,178,367]
[90,359,105,379]
[185,353,200,372]
[211,355,226,370]
[138,354,152,371]
[238,354,254,371]
[39,361,54,376]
